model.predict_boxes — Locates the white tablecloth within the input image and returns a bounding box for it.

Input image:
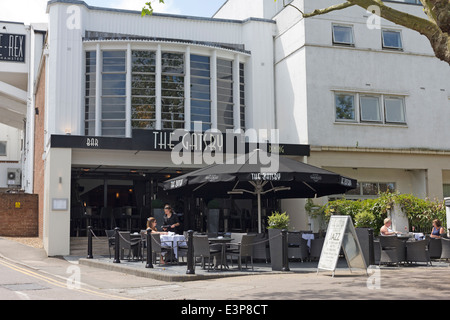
[302,233,315,248]
[160,234,186,258]
[413,233,425,241]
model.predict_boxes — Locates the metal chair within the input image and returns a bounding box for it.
[440,238,450,261]
[406,239,432,266]
[379,235,406,266]
[193,235,221,271]
[226,234,256,270]
[287,232,309,262]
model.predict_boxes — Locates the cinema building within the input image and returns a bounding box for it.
[20,0,450,256]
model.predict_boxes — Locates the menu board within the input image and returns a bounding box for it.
[318,215,367,276]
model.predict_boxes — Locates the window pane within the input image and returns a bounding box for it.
[360,96,381,122]
[85,51,96,136]
[240,63,246,130]
[191,55,211,131]
[385,97,405,123]
[335,94,355,121]
[217,59,234,132]
[0,142,6,156]
[102,51,126,137]
[132,51,156,130]
[161,52,185,130]
[382,30,402,49]
[379,183,396,193]
[362,183,378,195]
[333,25,353,45]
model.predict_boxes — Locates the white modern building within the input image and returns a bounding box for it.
[18,0,450,255]
[217,0,450,228]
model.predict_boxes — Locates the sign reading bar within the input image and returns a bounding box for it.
[0,33,26,63]
[50,130,311,157]
[318,215,367,277]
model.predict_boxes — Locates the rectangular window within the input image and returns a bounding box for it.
[217,59,234,132]
[102,51,127,137]
[332,25,354,46]
[131,51,156,130]
[191,54,211,131]
[85,51,96,136]
[161,52,185,130]
[345,182,396,197]
[0,141,6,156]
[360,95,381,122]
[335,93,356,121]
[384,97,406,123]
[239,63,246,131]
[382,30,403,50]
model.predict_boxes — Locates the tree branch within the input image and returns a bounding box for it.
[303,2,355,18]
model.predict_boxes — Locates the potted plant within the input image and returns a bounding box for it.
[267,211,290,271]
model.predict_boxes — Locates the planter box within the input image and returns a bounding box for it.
[268,228,283,271]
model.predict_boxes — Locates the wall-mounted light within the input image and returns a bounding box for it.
[65,128,71,135]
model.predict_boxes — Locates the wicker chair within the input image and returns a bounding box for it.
[440,238,450,261]
[309,237,324,261]
[428,237,442,259]
[287,232,309,262]
[379,235,406,266]
[406,239,431,266]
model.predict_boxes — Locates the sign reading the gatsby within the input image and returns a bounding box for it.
[0,33,26,63]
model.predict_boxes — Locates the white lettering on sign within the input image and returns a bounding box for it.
[86,138,99,147]
[341,177,353,187]
[251,173,281,181]
[0,33,25,62]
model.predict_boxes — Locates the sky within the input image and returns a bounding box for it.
[0,0,227,25]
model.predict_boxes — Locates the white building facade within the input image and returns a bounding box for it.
[22,0,450,255]
[217,0,450,230]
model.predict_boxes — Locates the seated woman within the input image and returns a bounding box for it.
[430,219,445,239]
[380,218,400,236]
[146,217,168,235]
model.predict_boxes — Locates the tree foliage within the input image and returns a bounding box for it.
[280,0,450,66]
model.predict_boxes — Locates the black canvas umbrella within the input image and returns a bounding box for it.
[163,149,357,233]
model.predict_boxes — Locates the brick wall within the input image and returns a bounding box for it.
[0,193,39,237]
[34,58,46,239]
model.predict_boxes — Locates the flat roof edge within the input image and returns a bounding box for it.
[46,0,275,24]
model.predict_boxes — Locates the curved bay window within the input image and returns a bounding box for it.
[84,44,246,137]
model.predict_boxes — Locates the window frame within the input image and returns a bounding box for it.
[384,96,406,124]
[332,24,355,46]
[381,29,403,50]
[359,95,382,123]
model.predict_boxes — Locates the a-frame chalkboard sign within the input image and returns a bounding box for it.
[317,215,367,277]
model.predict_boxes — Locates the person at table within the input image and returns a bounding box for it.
[162,204,180,234]
[380,218,400,236]
[146,217,168,235]
[430,219,445,239]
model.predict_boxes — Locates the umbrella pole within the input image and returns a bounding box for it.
[257,188,262,234]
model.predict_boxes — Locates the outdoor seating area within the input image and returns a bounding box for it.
[88,228,330,274]
[374,233,450,267]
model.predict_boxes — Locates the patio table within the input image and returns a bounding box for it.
[209,237,233,270]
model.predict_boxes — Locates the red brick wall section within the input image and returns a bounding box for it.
[0,194,39,237]
[34,58,46,239]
